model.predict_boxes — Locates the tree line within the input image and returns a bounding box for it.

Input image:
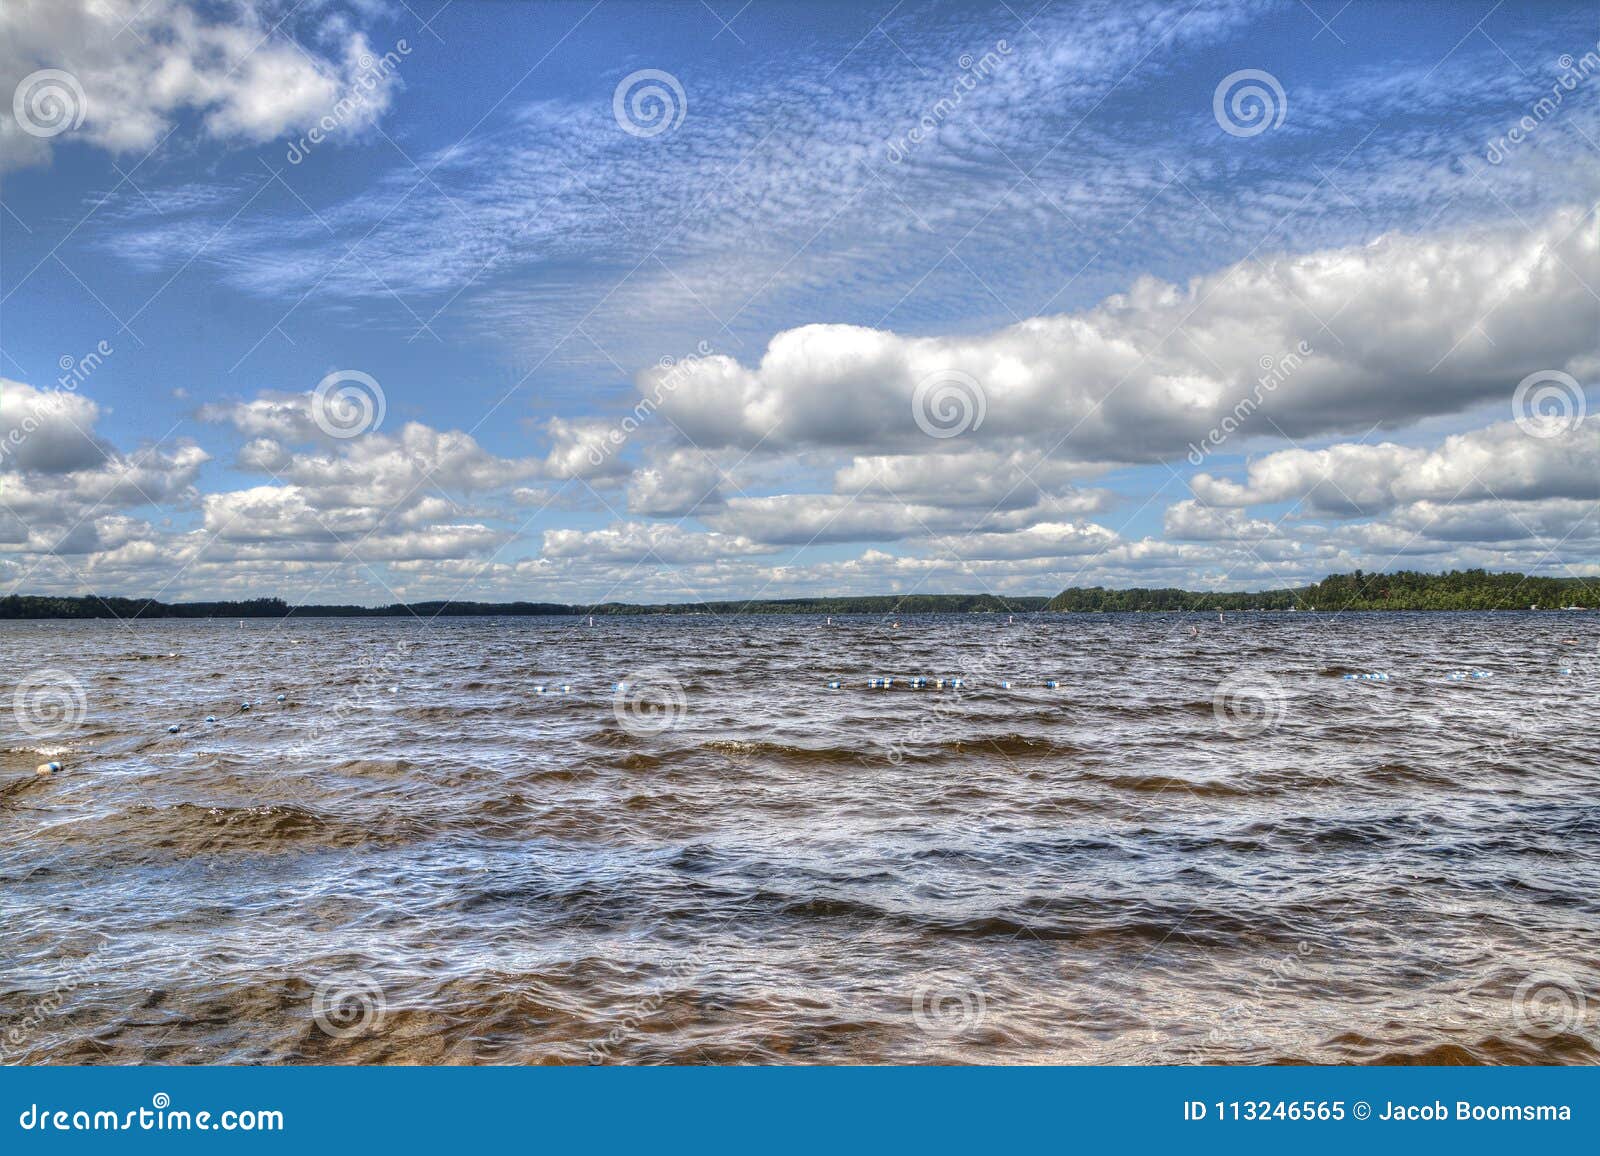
[0,571,1592,619]
[1047,569,1599,612]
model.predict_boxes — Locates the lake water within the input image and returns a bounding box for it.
[2,611,1597,1064]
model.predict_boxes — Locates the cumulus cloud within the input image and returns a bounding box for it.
[541,417,631,480]
[184,393,541,565]
[1164,500,1285,542]
[833,450,1112,512]
[646,208,1598,463]
[0,378,108,472]
[540,522,776,565]
[626,449,725,517]
[0,379,208,558]
[0,0,400,172]
[0,381,543,589]
[1190,421,1600,515]
[702,494,999,547]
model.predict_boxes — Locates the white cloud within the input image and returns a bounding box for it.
[1191,421,1600,514]
[0,378,108,472]
[0,0,400,172]
[540,522,776,565]
[0,380,208,559]
[541,417,631,480]
[625,449,725,517]
[648,208,1597,462]
[1164,500,1284,542]
[833,450,1112,512]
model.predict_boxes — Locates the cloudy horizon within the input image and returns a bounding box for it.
[1,0,1596,607]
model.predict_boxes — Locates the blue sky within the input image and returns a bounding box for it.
[0,0,1596,604]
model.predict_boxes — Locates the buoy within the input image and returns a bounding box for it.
[533,684,546,694]
[276,694,286,702]
[167,724,180,734]
[1044,679,1058,689]
[560,684,571,693]
[826,679,842,689]
[36,761,60,775]
[999,680,1011,689]
[911,677,927,689]
[239,702,251,711]
[950,677,964,689]
[205,715,217,723]
[1342,672,1389,681]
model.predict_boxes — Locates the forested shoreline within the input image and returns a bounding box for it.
[0,570,1594,619]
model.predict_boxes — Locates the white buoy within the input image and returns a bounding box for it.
[36,761,61,775]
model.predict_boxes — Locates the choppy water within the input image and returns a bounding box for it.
[2,612,1598,1065]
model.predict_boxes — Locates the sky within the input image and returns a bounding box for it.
[0,0,1596,607]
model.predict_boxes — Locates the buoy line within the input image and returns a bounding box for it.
[33,693,294,777]
[26,656,1583,777]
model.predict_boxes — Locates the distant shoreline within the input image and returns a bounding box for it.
[1,569,1595,618]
